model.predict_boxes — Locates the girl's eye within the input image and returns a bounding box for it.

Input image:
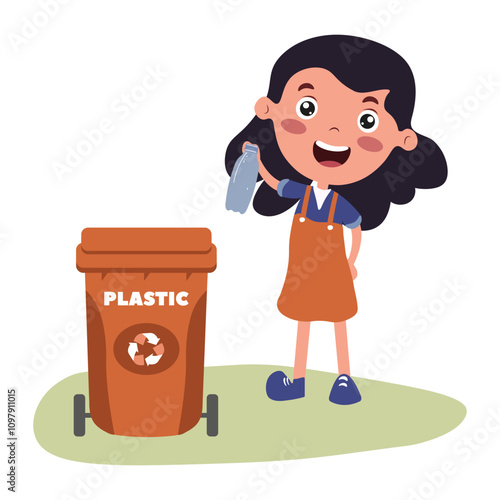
[357,110,379,132]
[296,97,318,120]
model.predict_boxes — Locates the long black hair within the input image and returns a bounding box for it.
[225,35,447,230]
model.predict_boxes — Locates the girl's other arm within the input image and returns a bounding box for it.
[348,225,361,280]
[242,141,279,191]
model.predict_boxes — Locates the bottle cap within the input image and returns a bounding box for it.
[244,144,259,154]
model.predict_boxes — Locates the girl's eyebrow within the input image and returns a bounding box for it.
[362,96,379,105]
[298,83,314,91]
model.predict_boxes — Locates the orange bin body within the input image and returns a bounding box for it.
[76,228,216,437]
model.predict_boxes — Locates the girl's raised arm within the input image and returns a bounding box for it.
[242,141,279,191]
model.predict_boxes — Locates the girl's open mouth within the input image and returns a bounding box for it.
[313,141,351,168]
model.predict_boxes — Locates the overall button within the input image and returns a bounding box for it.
[327,225,333,230]
[299,217,306,223]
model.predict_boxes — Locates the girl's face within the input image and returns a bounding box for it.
[256,68,417,186]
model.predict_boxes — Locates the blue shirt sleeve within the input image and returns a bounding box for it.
[277,179,307,199]
[336,195,362,228]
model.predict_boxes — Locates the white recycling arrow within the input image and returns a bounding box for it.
[145,354,162,365]
[142,333,160,345]
[128,342,139,360]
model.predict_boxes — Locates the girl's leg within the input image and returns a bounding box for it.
[334,321,350,376]
[329,320,361,404]
[266,321,309,400]
[293,321,311,379]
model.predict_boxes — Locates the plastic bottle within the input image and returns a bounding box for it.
[225,144,259,214]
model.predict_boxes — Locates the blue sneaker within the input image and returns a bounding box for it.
[266,371,305,401]
[329,374,361,405]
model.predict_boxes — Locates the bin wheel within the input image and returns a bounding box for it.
[73,394,91,437]
[201,394,218,437]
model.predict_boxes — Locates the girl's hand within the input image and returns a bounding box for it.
[348,260,358,280]
[242,141,279,190]
[242,141,266,179]
[242,141,261,160]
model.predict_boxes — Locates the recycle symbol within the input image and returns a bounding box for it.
[127,332,165,366]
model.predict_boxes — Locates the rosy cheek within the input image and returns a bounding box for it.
[357,136,383,152]
[281,119,307,134]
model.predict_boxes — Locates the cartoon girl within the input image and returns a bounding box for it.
[225,35,447,404]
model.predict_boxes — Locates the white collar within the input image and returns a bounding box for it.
[311,181,331,210]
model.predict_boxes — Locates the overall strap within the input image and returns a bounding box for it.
[300,185,313,216]
[327,192,339,224]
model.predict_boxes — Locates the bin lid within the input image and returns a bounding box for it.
[76,228,216,273]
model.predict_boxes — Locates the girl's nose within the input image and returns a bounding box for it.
[329,126,340,132]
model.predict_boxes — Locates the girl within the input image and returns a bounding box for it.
[225,35,447,404]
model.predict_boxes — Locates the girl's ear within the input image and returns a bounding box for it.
[400,129,418,151]
[255,97,273,119]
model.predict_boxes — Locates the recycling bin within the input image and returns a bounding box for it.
[75,228,217,437]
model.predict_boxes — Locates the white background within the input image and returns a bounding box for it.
[2,0,499,498]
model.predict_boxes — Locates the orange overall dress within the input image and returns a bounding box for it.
[277,186,358,323]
